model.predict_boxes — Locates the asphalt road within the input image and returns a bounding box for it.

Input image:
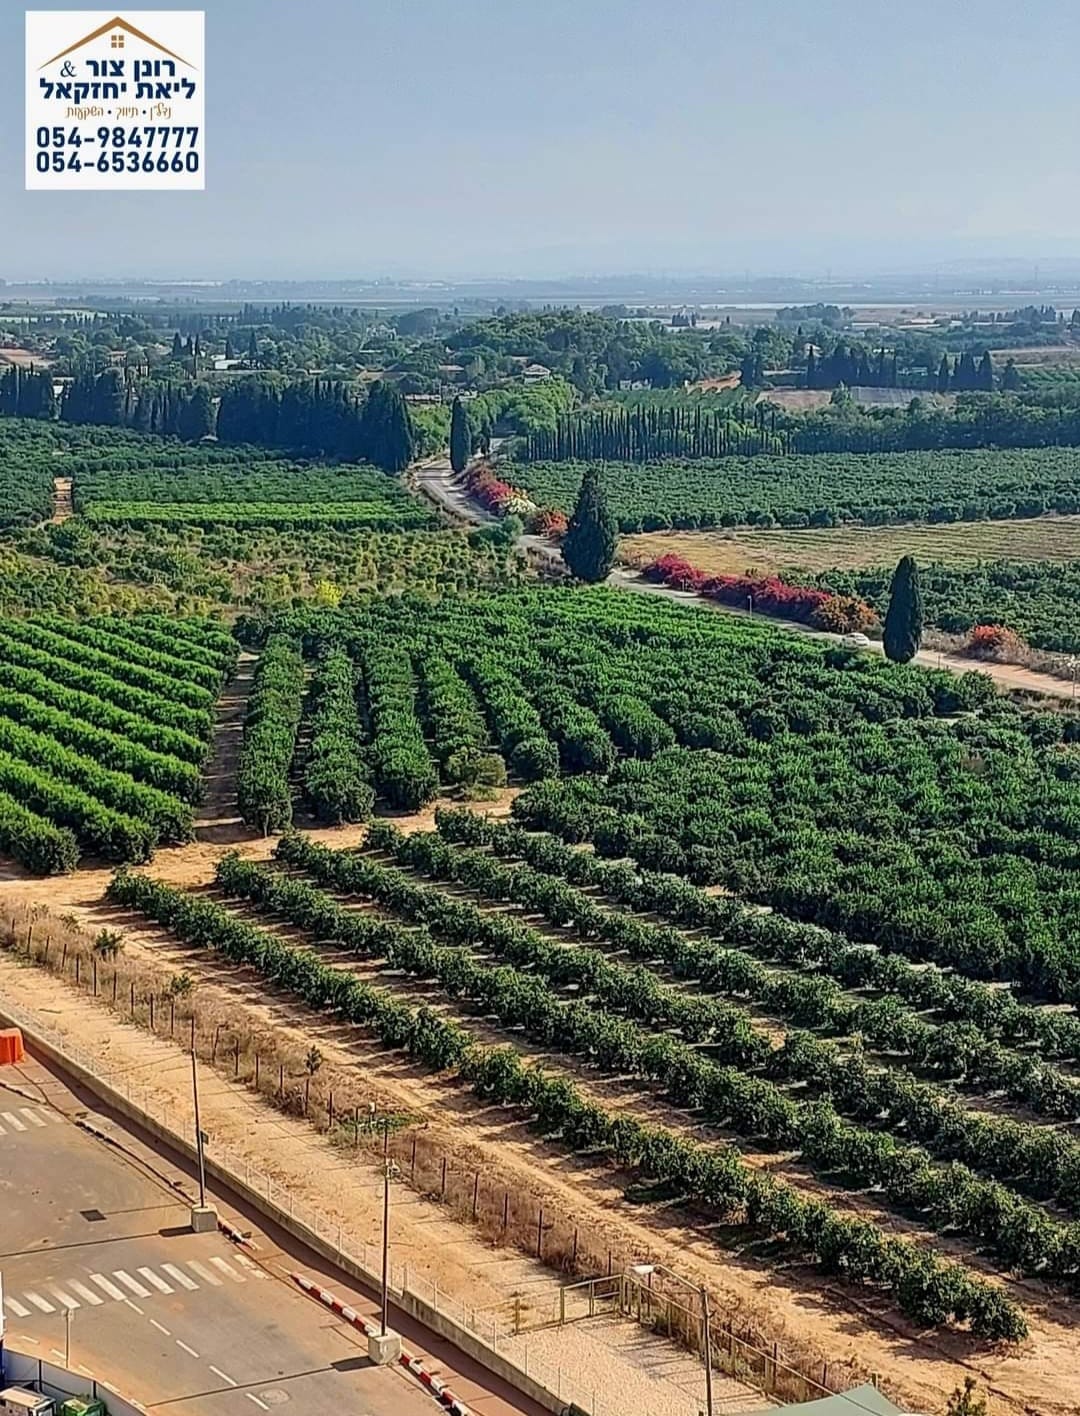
[0,1065,478,1416]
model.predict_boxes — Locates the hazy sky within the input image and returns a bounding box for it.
[3,0,1078,280]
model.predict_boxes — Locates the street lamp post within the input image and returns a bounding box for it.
[191,1047,207,1209]
[631,1264,713,1416]
[64,1305,73,1368]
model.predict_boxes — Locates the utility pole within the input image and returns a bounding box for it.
[65,1305,73,1368]
[191,1048,207,1209]
[701,1285,714,1416]
[381,1120,391,1338]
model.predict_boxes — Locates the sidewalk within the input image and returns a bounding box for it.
[0,949,766,1416]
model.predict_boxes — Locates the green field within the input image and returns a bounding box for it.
[511,447,1080,530]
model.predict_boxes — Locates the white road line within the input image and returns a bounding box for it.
[24,1292,56,1314]
[138,1266,173,1294]
[122,1298,144,1316]
[67,1281,103,1307]
[176,1340,200,1358]
[0,1122,6,1136]
[51,1289,79,1310]
[1,1111,26,1132]
[209,1366,236,1386]
[20,1336,38,1345]
[4,1296,31,1318]
[149,1318,171,1336]
[161,1263,198,1291]
[89,1273,126,1301]
[235,1255,266,1280]
[246,1396,269,1411]
[20,1108,46,1128]
[50,1349,65,1361]
[210,1256,244,1283]
[113,1270,152,1299]
[187,1260,222,1287]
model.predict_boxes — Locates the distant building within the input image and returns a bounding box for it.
[523,363,552,384]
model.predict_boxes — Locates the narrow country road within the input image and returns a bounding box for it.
[49,475,73,524]
[414,455,1080,702]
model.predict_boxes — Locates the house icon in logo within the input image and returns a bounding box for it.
[40,16,195,69]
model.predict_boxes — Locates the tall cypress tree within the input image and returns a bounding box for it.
[883,555,923,664]
[449,395,471,474]
[563,465,617,583]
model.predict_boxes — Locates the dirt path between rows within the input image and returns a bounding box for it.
[48,475,73,525]
[196,649,258,844]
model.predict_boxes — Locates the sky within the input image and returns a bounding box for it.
[2,0,1079,281]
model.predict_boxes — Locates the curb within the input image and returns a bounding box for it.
[292,1273,472,1416]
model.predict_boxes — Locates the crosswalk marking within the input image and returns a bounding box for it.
[1,1112,26,1132]
[187,1260,222,1287]
[210,1257,243,1283]
[8,1255,254,1320]
[138,1267,173,1294]
[161,1263,198,1291]
[113,1271,152,1299]
[20,1108,46,1128]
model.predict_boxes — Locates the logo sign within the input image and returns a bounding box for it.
[26,11,205,190]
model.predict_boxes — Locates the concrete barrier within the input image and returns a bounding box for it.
[1,1342,146,1415]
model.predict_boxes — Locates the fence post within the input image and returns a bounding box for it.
[536,1206,544,1258]
[572,1228,578,1266]
[75,956,80,986]
[410,1134,416,1175]
[328,1091,334,1130]
[92,956,97,996]
[355,1107,361,1150]
[130,981,135,1015]
[502,1191,509,1231]
[149,994,154,1031]
[278,1062,284,1096]
[190,1014,196,1053]
[112,971,117,1004]
[472,1172,479,1219]
[170,998,175,1035]
[255,1053,260,1088]
[440,1157,446,1197]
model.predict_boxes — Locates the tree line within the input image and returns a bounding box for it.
[0,367,417,472]
[527,403,783,462]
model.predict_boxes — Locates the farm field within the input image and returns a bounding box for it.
[83,573,1080,1404]
[509,447,1080,531]
[0,613,235,870]
[620,515,1080,576]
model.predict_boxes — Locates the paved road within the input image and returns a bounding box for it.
[415,455,1079,701]
[0,1063,525,1416]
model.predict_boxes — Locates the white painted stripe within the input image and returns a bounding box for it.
[20,1108,46,1128]
[39,1108,63,1124]
[122,1298,144,1316]
[210,1256,243,1283]
[67,1282,103,1307]
[138,1267,173,1294]
[209,1366,236,1387]
[4,1296,31,1318]
[113,1270,151,1298]
[176,1340,200,1358]
[0,1122,6,1136]
[2,1111,26,1132]
[161,1263,198,1291]
[51,1349,65,1361]
[186,1260,222,1287]
[24,1292,56,1313]
[149,1318,171,1336]
[89,1273,126,1302]
[235,1255,266,1279]
[51,1289,79,1310]
[247,1397,269,1412]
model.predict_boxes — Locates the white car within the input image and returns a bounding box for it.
[842,632,872,649]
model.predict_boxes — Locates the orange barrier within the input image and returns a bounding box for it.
[0,1027,25,1064]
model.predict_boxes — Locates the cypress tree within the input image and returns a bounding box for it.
[1002,358,1021,392]
[171,332,183,358]
[977,350,994,391]
[563,465,617,583]
[449,395,471,474]
[883,555,923,664]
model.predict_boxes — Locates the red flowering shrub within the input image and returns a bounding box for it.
[466,463,532,515]
[643,555,873,629]
[965,624,1028,661]
[531,508,569,539]
[812,595,879,634]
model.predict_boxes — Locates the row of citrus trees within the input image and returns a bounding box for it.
[276,832,1080,1290]
[386,819,1080,1205]
[0,614,234,871]
[106,861,1026,1339]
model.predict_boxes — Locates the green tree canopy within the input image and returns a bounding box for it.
[883,554,924,664]
[563,464,617,583]
[449,395,471,475]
